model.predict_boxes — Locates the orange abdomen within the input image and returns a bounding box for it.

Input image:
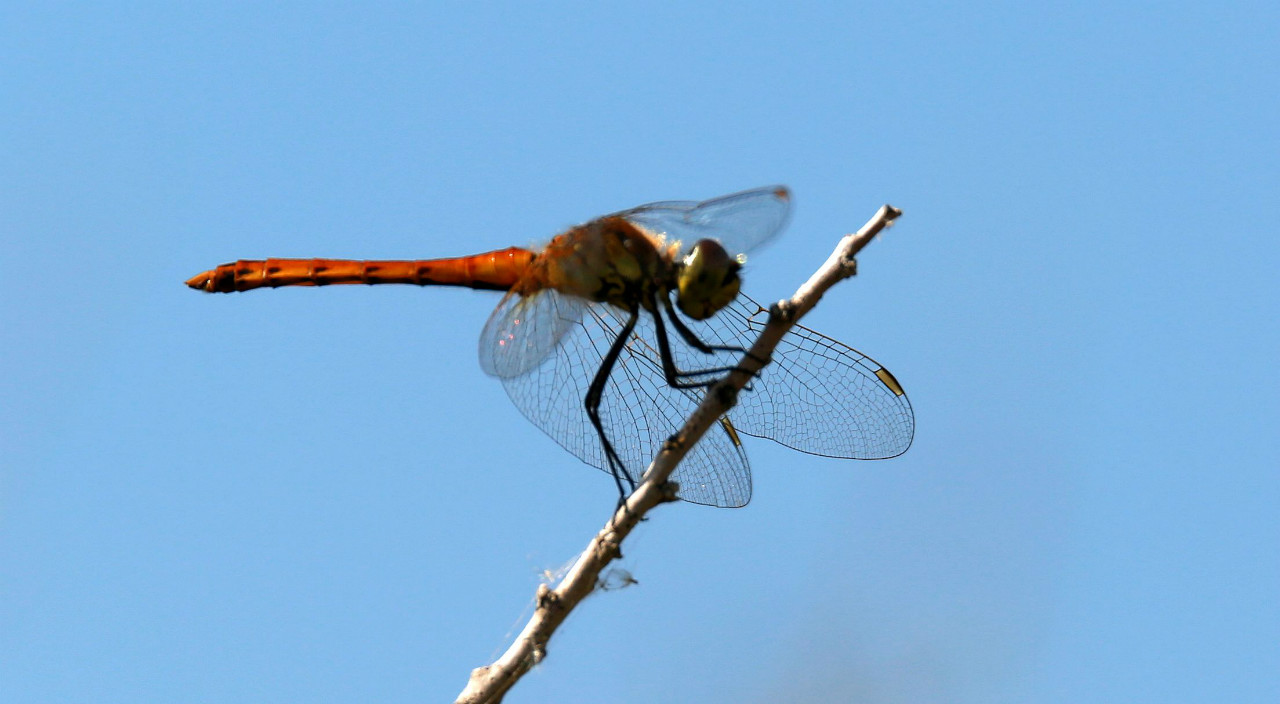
[185,247,536,293]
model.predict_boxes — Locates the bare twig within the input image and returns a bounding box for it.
[454,204,904,704]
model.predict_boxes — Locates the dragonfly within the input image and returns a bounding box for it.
[186,186,914,507]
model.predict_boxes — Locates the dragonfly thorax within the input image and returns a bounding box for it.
[675,239,742,320]
[538,216,680,313]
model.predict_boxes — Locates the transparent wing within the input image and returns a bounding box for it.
[682,294,916,459]
[618,185,792,257]
[485,290,912,508]
[479,288,587,379]
[493,301,753,508]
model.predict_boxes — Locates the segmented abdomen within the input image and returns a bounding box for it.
[185,247,535,293]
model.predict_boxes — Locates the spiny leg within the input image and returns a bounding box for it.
[663,298,768,370]
[584,308,641,507]
[653,295,764,389]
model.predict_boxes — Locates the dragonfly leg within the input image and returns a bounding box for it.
[585,308,641,504]
[653,295,763,389]
[666,297,766,371]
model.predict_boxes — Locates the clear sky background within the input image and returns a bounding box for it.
[2,4,1276,703]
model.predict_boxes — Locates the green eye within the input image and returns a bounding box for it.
[676,240,741,320]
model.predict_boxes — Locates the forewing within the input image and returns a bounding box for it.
[680,295,916,460]
[619,185,791,257]
[496,302,753,508]
[479,289,587,379]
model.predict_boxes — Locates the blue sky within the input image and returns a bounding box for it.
[2,3,1276,702]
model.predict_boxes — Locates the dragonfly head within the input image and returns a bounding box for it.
[676,239,742,320]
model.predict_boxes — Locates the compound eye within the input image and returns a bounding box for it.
[676,240,741,320]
